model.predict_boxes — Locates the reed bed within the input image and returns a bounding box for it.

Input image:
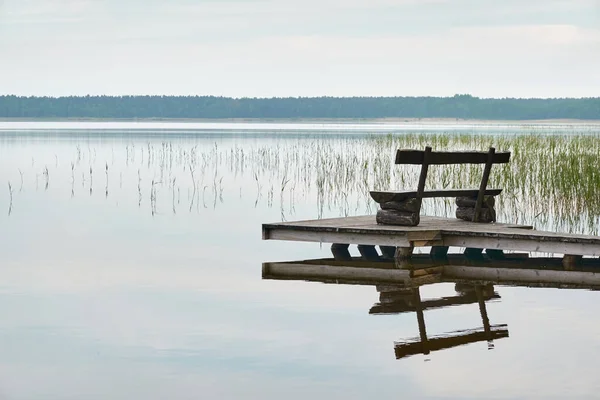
[3,131,600,234]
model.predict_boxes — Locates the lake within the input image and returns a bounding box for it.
[1,121,600,399]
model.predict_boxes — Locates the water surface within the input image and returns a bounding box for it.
[1,122,600,399]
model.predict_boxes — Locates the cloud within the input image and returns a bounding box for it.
[0,0,598,96]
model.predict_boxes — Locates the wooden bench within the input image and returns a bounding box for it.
[370,146,511,226]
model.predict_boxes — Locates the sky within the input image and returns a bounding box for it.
[0,0,599,98]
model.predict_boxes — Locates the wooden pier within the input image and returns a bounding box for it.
[262,215,600,267]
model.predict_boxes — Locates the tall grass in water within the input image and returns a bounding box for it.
[4,131,600,235]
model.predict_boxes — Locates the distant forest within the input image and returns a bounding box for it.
[1,94,599,120]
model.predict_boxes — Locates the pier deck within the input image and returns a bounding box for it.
[262,215,600,257]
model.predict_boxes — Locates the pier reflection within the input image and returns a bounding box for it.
[376,283,507,359]
[263,253,600,360]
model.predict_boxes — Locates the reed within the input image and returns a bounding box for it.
[5,130,600,234]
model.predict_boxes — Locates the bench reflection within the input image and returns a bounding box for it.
[263,255,600,359]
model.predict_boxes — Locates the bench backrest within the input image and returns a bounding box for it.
[399,146,510,223]
[396,149,511,165]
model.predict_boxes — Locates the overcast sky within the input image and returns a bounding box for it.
[1,0,599,98]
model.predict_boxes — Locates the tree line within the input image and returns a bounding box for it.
[0,94,598,120]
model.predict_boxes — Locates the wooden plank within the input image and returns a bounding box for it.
[370,289,499,315]
[394,325,509,359]
[395,149,511,165]
[443,265,600,286]
[443,235,600,257]
[264,228,413,247]
[370,189,503,204]
[262,262,411,283]
[264,215,600,256]
[264,215,531,231]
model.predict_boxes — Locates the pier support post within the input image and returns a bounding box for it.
[394,246,414,269]
[331,243,351,261]
[430,246,449,260]
[358,245,380,261]
[380,246,397,259]
[485,249,506,260]
[464,247,484,260]
[563,254,583,270]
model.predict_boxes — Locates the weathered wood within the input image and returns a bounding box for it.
[379,245,397,259]
[376,209,420,226]
[262,262,411,283]
[412,288,429,353]
[456,195,495,208]
[370,287,499,314]
[394,246,414,269]
[370,188,502,204]
[331,243,351,261]
[358,244,380,261]
[395,149,511,165]
[394,325,509,359]
[264,227,412,247]
[263,258,600,290]
[563,254,583,270]
[409,266,444,278]
[473,147,496,222]
[474,285,492,336]
[444,265,600,286]
[380,198,420,213]
[455,282,495,295]
[415,146,432,216]
[444,235,600,257]
[456,206,496,223]
[263,215,600,257]
[395,246,414,260]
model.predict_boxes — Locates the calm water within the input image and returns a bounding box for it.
[1,122,600,399]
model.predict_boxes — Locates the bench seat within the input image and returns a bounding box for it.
[370,188,503,204]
